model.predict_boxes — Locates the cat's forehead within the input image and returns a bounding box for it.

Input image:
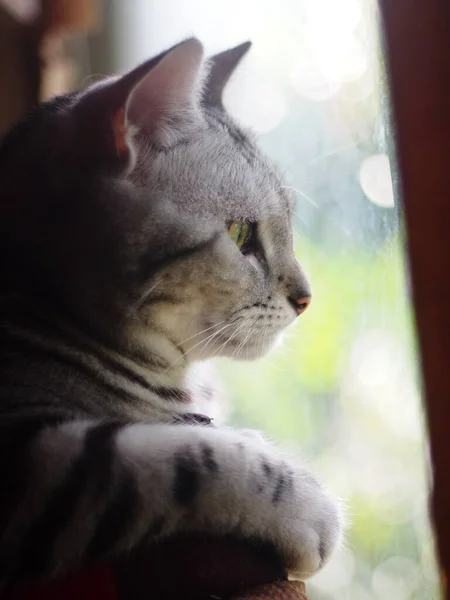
[0,85,291,226]
[133,106,291,223]
[201,106,292,217]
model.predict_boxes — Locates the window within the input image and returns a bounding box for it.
[78,1,438,597]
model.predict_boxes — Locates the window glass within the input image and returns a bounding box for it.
[85,1,439,597]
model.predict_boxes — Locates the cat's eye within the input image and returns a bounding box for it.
[227,222,253,251]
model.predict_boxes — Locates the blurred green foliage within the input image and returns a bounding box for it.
[92,0,440,595]
[220,236,439,599]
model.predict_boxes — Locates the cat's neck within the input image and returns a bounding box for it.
[0,292,197,419]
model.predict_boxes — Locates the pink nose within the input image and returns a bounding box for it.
[290,295,311,316]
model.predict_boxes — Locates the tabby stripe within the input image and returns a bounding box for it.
[38,323,170,390]
[272,473,286,504]
[200,443,219,473]
[67,345,183,402]
[261,458,274,479]
[272,470,293,504]
[173,448,200,506]
[318,540,328,565]
[2,332,183,406]
[56,327,167,377]
[2,333,120,388]
[205,109,257,166]
[86,469,139,560]
[2,337,135,405]
[18,421,122,576]
[0,302,169,372]
[0,402,75,422]
[137,232,221,288]
[0,419,59,540]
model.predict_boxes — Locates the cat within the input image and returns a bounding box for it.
[0,38,342,584]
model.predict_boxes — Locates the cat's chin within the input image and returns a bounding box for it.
[246,332,286,361]
[224,334,282,361]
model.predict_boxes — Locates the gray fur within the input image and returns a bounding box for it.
[0,38,341,581]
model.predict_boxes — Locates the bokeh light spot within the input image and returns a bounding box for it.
[290,61,341,101]
[224,82,286,134]
[359,154,395,207]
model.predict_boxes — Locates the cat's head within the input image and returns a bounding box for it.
[0,38,310,363]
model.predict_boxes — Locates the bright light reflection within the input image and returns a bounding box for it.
[304,0,362,32]
[359,154,395,207]
[347,329,422,439]
[302,0,368,84]
[224,82,286,134]
[314,37,368,83]
[289,61,341,101]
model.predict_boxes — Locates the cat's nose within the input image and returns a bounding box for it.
[288,294,311,316]
[285,261,311,316]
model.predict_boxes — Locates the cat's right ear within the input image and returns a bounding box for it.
[74,38,205,172]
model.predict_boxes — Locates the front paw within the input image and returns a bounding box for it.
[186,428,342,579]
[255,461,343,579]
[227,438,343,579]
[278,476,342,578]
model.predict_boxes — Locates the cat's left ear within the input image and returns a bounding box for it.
[203,41,252,108]
[75,38,205,170]
[124,38,205,145]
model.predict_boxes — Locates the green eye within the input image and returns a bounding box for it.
[228,221,252,250]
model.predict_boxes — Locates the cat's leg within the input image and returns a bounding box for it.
[0,418,342,580]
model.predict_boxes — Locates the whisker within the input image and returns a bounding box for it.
[164,323,234,372]
[280,185,319,209]
[135,279,163,310]
[284,185,353,238]
[255,323,267,359]
[280,141,360,179]
[230,316,260,360]
[196,322,235,357]
[302,141,360,169]
[257,187,288,218]
[232,329,253,360]
[213,319,249,358]
[176,320,227,348]
[292,209,309,230]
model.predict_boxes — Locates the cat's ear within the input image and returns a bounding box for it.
[203,41,252,108]
[75,38,205,169]
[125,38,205,145]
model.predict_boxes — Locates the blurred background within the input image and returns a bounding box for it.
[0,0,439,597]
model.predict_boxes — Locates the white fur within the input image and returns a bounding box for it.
[0,38,342,581]
[116,423,343,578]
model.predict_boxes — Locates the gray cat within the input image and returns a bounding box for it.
[0,38,342,583]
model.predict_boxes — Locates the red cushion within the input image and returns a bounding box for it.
[3,536,285,600]
[4,563,118,600]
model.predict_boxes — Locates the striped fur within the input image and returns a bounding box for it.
[0,39,342,584]
[0,410,341,582]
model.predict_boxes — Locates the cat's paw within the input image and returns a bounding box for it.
[269,467,343,578]
[229,435,343,579]
[190,428,342,579]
